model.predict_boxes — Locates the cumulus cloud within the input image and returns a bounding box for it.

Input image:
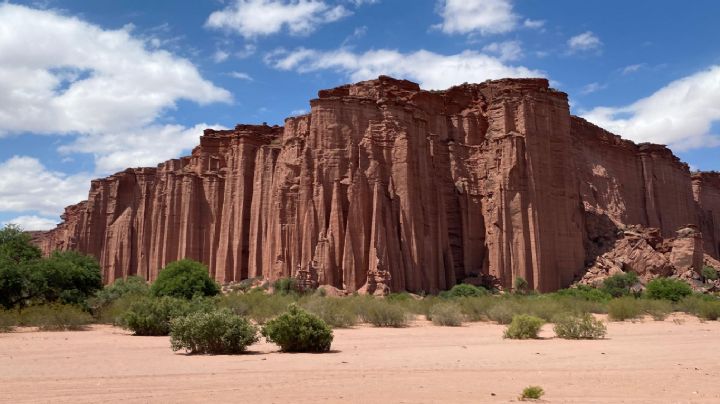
[582,65,720,150]
[567,31,602,53]
[0,156,92,217]
[437,0,518,35]
[2,215,59,231]
[482,40,523,61]
[59,123,227,174]
[206,0,351,38]
[0,3,231,137]
[267,47,543,90]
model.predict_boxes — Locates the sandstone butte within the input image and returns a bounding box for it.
[34,76,720,294]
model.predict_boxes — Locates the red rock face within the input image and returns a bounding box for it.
[35,76,720,292]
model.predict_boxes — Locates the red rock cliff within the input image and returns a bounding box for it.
[35,76,720,292]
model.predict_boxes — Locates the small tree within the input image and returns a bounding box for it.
[644,278,692,302]
[151,259,219,299]
[262,304,333,352]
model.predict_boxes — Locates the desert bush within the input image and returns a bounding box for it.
[358,298,410,327]
[552,313,606,339]
[644,278,692,302]
[503,314,544,339]
[218,291,295,324]
[554,285,612,302]
[91,276,149,308]
[487,302,517,325]
[601,272,639,298]
[20,304,93,331]
[513,277,530,294]
[607,297,642,321]
[273,277,301,295]
[520,385,544,400]
[702,266,719,282]
[170,309,259,354]
[300,296,357,328]
[696,299,720,320]
[151,259,219,299]
[122,296,207,336]
[444,284,488,298]
[641,299,673,321]
[0,309,17,332]
[428,302,464,326]
[261,304,333,352]
[457,296,495,321]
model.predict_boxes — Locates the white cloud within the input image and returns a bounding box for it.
[437,0,518,35]
[267,47,543,90]
[229,71,254,81]
[582,65,720,150]
[621,63,645,75]
[290,109,308,115]
[206,0,351,38]
[523,19,545,29]
[213,50,230,63]
[567,31,602,52]
[580,82,606,95]
[482,40,523,61]
[59,123,228,174]
[0,156,92,217]
[2,215,59,231]
[0,3,231,137]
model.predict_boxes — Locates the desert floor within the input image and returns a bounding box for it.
[1,314,719,404]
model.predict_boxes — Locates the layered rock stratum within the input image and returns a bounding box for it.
[35,76,720,293]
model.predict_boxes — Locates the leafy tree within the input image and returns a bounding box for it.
[151,259,219,299]
[35,251,103,306]
[0,224,41,264]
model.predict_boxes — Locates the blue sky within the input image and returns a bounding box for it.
[1,0,719,230]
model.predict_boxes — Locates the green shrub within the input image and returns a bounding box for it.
[641,299,673,320]
[428,302,464,326]
[20,304,93,331]
[607,297,642,321]
[90,276,149,309]
[273,277,300,295]
[261,304,333,352]
[300,297,357,328]
[487,302,517,325]
[122,296,207,336]
[0,224,42,264]
[359,298,410,327]
[601,272,639,298]
[503,314,544,339]
[0,309,17,332]
[697,300,720,320]
[444,284,488,298]
[457,296,495,321]
[151,259,219,299]
[702,266,718,281]
[554,285,612,302]
[218,291,295,324]
[170,309,259,354]
[552,313,606,339]
[513,277,529,294]
[645,278,692,302]
[520,385,544,400]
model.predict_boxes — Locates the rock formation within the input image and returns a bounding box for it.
[35,76,720,293]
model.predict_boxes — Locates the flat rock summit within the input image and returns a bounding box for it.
[35,76,720,293]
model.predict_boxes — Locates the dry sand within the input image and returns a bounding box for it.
[1,314,719,403]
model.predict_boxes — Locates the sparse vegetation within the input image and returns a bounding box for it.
[607,297,642,321]
[359,298,410,327]
[601,272,639,298]
[0,309,17,332]
[702,266,718,281]
[151,259,219,299]
[520,385,545,400]
[428,302,464,326]
[300,296,358,328]
[641,299,673,321]
[261,304,333,352]
[513,277,529,294]
[170,309,259,354]
[19,304,93,331]
[553,313,606,339]
[122,296,213,336]
[503,314,544,339]
[644,278,693,302]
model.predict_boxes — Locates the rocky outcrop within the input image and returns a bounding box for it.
[35,76,720,293]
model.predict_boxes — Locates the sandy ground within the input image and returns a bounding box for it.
[1,314,719,404]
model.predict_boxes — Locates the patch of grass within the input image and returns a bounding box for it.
[428,302,464,326]
[697,300,720,321]
[554,285,612,302]
[0,309,18,332]
[300,296,358,328]
[641,299,673,321]
[552,313,606,339]
[486,302,518,325]
[217,291,295,324]
[261,304,333,352]
[358,298,410,327]
[520,385,544,400]
[644,278,693,302]
[503,314,544,339]
[607,297,642,321]
[170,309,259,354]
[457,296,495,321]
[20,304,93,331]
